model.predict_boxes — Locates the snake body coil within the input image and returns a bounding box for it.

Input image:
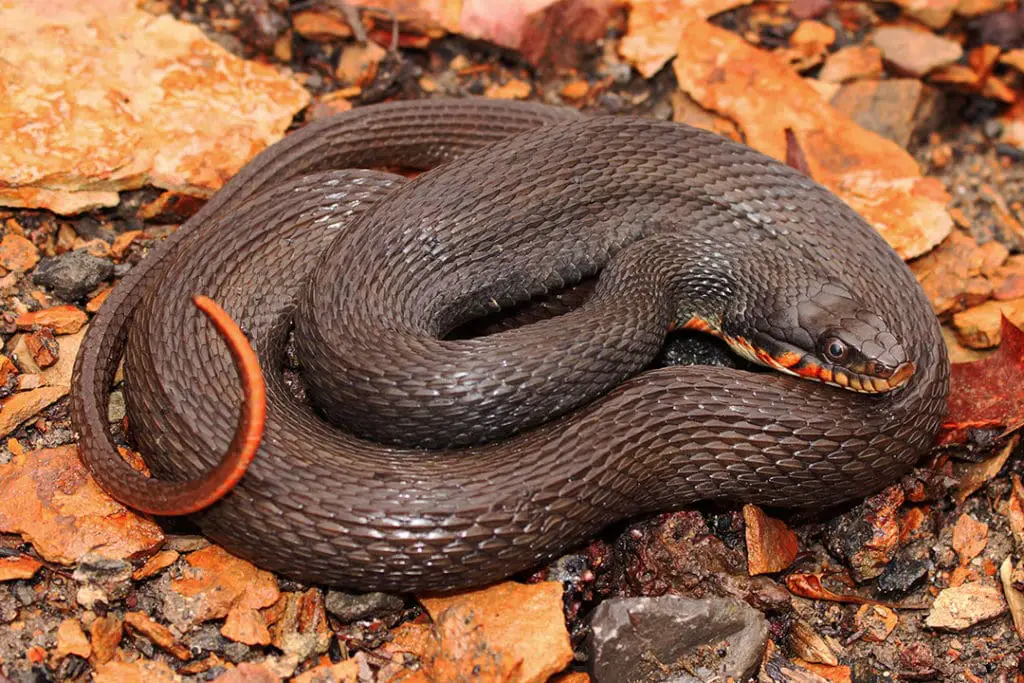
[71,99,949,592]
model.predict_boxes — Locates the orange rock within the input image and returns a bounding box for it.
[952,513,988,565]
[854,604,898,642]
[743,504,799,575]
[16,305,87,334]
[93,658,179,683]
[0,1,310,214]
[132,548,179,580]
[0,446,164,563]
[212,662,282,683]
[86,286,113,313]
[952,298,1024,348]
[672,21,951,260]
[169,545,280,626]
[407,581,574,683]
[793,659,853,683]
[791,20,835,46]
[910,230,992,317]
[267,588,331,657]
[925,582,1006,630]
[222,607,272,646]
[125,611,192,660]
[818,45,883,83]
[619,0,755,78]
[0,386,67,438]
[561,79,591,100]
[292,8,355,40]
[0,554,43,581]
[0,234,40,272]
[54,618,92,660]
[291,660,359,683]
[23,328,59,368]
[89,614,123,666]
[336,41,387,87]
[110,230,143,260]
[1002,49,1024,74]
[485,79,533,100]
[889,0,958,28]
[872,26,963,78]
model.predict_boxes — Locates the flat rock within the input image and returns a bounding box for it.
[872,26,963,78]
[925,582,1006,630]
[830,79,944,149]
[587,596,768,683]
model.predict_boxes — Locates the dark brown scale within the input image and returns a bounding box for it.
[71,99,949,592]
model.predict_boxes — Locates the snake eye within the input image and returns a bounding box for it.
[823,337,848,363]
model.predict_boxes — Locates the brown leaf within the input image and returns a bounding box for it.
[952,514,989,565]
[786,574,906,608]
[940,316,1024,445]
[672,21,952,260]
[0,446,164,564]
[744,504,799,575]
[1000,557,1024,639]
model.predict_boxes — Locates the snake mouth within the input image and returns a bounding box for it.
[720,334,916,394]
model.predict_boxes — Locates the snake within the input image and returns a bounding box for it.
[70,98,949,593]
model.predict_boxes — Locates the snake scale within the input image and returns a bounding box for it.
[70,98,949,592]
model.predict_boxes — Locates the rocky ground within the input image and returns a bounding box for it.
[1,0,1023,681]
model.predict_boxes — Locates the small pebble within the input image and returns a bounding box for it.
[33,249,114,301]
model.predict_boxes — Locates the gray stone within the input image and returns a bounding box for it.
[587,596,768,683]
[325,589,404,622]
[32,249,113,301]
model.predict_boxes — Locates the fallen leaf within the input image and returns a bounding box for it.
[744,504,799,575]
[925,582,1006,630]
[952,514,989,565]
[952,434,1018,505]
[940,316,1024,445]
[0,446,164,564]
[0,0,310,213]
[788,618,839,665]
[672,20,952,259]
[1008,475,1024,547]
[1000,557,1024,639]
[786,574,910,608]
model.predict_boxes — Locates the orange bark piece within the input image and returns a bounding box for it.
[0,446,164,563]
[672,20,951,260]
[743,504,799,575]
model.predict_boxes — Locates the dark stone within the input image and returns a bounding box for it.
[970,10,1024,50]
[32,249,113,301]
[587,596,768,683]
[325,590,405,623]
[876,554,930,595]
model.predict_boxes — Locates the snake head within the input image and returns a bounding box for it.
[730,281,916,394]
